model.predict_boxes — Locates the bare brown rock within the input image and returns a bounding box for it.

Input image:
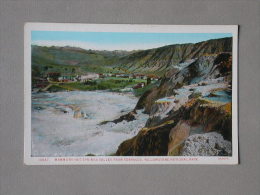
[168,121,191,156]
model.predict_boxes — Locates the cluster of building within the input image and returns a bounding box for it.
[33,72,160,90]
[102,73,160,80]
[45,72,160,82]
[45,72,100,83]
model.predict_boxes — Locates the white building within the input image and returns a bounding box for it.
[79,73,99,82]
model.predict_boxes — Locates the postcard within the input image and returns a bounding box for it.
[24,23,238,164]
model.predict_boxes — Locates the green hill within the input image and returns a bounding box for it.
[31,45,127,77]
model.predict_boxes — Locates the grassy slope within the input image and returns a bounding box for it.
[45,77,156,97]
[32,45,123,77]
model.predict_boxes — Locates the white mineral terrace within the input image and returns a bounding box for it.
[152,78,230,119]
[31,91,149,157]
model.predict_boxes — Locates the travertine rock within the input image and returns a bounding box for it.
[181,132,232,156]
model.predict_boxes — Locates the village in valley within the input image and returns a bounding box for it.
[32,70,160,95]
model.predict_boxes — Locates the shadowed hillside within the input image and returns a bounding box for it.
[116,37,232,75]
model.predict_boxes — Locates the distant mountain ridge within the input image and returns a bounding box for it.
[31,45,131,76]
[32,37,232,76]
[32,45,128,67]
[116,37,232,75]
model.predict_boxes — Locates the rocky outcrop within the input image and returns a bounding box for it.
[181,132,232,156]
[100,111,137,125]
[169,98,232,141]
[116,46,233,157]
[116,98,232,156]
[116,120,175,156]
[135,53,232,113]
[168,120,191,156]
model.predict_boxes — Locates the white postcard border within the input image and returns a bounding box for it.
[24,23,238,165]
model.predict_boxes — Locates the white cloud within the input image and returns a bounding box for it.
[31,40,168,51]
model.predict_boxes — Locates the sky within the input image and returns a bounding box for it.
[31,31,232,51]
